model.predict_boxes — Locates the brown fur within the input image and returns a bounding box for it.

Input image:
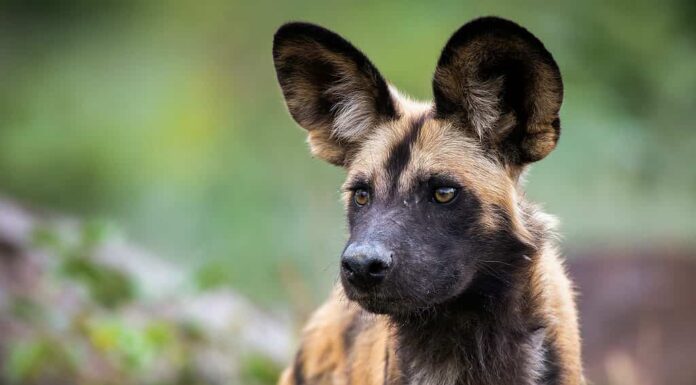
[278,96,583,385]
[273,17,583,385]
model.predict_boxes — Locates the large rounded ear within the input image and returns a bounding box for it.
[433,17,563,166]
[273,22,398,166]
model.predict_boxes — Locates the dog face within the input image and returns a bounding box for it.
[273,17,563,315]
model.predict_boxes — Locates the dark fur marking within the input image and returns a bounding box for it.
[292,349,305,385]
[345,179,531,318]
[276,56,342,130]
[273,22,398,129]
[384,114,427,193]
[434,17,560,116]
[346,185,542,383]
[539,340,562,385]
[432,16,562,165]
[383,344,390,385]
[342,311,364,355]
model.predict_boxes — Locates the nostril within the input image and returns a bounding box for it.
[341,247,393,289]
[341,260,355,274]
[367,259,389,276]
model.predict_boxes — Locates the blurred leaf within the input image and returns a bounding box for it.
[87,319,156,372]
[79,219,111,250]
[240,354,282,385]
[30,225,63,253]
[60,256,134,308]
[4,338,76,384]
[145,321,175,348]
[179,321,207,344]
[10,297,45,323]
[195,261,232,291]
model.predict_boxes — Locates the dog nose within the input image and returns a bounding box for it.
[341,243,392,289]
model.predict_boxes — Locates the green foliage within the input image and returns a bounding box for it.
[10,297,45,323]
[61,256,134,308]
[0,0,694,305]
[195,261,232,291]
[3,218,282,384]
[240,354,284,385]
[3,4,691,383]
[32,221,135,308]
[5,338,77,384]
[86,318,172,371]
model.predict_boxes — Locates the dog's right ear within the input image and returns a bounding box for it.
[273,22,397,166]
[432,17,563,168]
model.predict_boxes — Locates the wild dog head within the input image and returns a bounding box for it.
[273,17,563,315]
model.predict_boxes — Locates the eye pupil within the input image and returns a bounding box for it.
[434,187,457,204]
[354,189,370,206]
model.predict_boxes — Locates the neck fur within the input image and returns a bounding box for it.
[390,252,552,385]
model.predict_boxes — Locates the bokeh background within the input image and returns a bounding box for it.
[0,1,694,384]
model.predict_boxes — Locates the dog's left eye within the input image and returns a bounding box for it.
[433,187,458,204]
[354,189,370,206]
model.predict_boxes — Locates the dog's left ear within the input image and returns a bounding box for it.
[433,17,563,166]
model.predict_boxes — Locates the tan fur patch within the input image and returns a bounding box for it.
[346,89,523,234]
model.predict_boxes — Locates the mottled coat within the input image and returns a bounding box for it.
[272,17,584,385]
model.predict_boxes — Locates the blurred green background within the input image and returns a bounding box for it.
[1,0,695,307]
[2,1,696,384]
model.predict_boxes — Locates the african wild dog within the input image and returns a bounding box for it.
[272,16,583,385]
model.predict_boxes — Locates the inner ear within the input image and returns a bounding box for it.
[433,17,563,166]
[273,22,397,166]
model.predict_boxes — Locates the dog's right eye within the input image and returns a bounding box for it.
[433,187,458,204]
[354,189,370,206]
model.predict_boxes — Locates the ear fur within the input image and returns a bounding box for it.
[433,17,563,166]
[273,22,397,166]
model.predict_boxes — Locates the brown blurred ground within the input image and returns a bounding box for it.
[570,250,696,385]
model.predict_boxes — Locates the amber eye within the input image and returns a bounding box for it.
[433,187,457,204]
[354,189,370,206]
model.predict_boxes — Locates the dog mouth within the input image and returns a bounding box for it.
[342,270,477,316]
[350,294,401,314]
[343,284,434,315]
[342,285,398,313]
